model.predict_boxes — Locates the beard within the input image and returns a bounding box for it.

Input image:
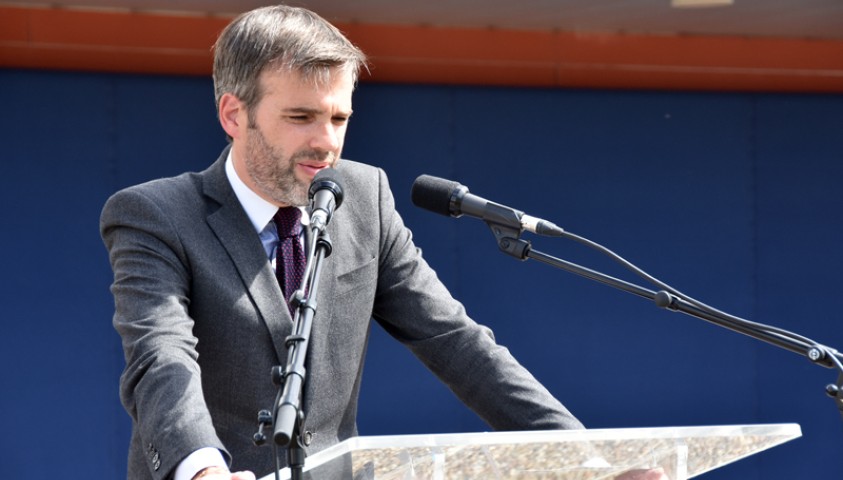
[243,124,336,207]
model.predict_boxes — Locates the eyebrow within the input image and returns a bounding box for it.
[281,107,353,116]
[282,107,321,115]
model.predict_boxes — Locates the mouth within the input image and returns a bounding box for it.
[296,161,331,179]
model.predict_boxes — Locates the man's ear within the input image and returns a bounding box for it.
[219,93,246,140]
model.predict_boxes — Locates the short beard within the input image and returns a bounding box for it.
[244,124,311,207]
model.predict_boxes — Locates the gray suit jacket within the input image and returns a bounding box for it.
[101,148,583,479]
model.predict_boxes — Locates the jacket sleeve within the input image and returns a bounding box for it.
[369,168,585,432]
[101,186,229,479]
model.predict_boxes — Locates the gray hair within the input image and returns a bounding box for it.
[213,5,367,112]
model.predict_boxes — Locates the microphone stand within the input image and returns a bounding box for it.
[485,220,843,423]
[255,223,334,480]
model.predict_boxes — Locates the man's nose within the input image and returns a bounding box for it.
[309,121,340,153]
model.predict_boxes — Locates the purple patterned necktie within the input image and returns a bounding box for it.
[273,206,306,314]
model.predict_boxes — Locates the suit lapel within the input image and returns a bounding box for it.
[201,152,293,364]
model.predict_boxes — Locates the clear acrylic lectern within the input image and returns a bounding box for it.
[262,423,800,479]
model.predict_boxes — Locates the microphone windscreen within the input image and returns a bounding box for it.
[411,174,459,217]
[309,168,345,207]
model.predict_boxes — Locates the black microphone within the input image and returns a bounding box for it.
[308,168,344,232]
[411,174,564,237]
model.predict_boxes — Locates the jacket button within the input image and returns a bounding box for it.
[303,430,313,446]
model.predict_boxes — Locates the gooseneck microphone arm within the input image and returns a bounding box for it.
[526,244,837,365]
[411,174,843,424]
[529,237,843,422]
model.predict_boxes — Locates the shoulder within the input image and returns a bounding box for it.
[335,159,382,183]
[103,155,228,215]
[102,171,202,221]
[333,159,393,214]
[116,166,210,203]
[103,149,229,215]
[99,161,226,240]
[335,159,394,196]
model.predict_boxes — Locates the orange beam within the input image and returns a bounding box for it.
[0,6,227,75]
[2,5,842,92]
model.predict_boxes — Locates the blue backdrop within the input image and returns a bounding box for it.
[1,69,841,478]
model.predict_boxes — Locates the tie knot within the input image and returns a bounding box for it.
[274,207,302,239]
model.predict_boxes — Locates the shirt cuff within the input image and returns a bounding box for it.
[173,447,228,480]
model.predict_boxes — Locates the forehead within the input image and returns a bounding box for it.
[257,67,354,108]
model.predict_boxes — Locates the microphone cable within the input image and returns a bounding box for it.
[559,228,839,366]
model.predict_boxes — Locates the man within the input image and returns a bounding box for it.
[101,5,588,480]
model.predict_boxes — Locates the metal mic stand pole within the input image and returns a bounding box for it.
[253,225,333,480]
[275,229,332,480]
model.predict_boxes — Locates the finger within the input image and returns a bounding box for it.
[616,468,668,480]
[230,471,256,480]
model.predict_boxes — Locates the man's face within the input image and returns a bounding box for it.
[231,67,354,207]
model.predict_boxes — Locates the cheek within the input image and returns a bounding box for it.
[335,126,349,150]
[266,132,300,159]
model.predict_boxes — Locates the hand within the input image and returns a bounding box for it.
[615,467,670,480]
[193,466,256,480]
